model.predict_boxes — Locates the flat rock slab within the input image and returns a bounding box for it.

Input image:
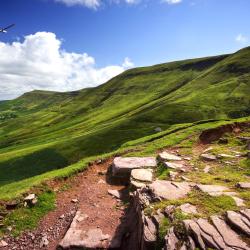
[237,182,250,189]
[226,211,250,236]
[130,180,146,189]
[112,157,157,176]
[131,168,153,182]
[179,203,198,215]
[164,162,184,170]
[59,211,110,249]
[149,180,191,200]
[200,153,217,161]
[211,215,249,250]
[158,151,182,161]
[196,184,229,196]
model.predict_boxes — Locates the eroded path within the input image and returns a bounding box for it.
[6,159,128,250]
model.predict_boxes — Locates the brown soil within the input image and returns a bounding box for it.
[5,158,128,250]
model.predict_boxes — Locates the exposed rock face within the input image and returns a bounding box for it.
[112,157,157,178]
[149,180,191,200]
[200,153,217,161]
[211,215,249,250]
[131,169,153,183]
[164,227,178,250]
[226,211,250,236]
[158,152,182,161]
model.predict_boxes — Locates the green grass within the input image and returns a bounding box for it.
[0,46,249,199]
[1,190,55,236]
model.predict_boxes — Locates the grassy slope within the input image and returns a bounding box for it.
[0,47,249,190]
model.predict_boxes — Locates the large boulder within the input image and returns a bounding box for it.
[158,152,182,161]
[112,157,157,177]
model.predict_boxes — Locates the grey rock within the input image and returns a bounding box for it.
[211,215,249,250]
[240,209,250,221]
[200,153,217,161]
[179,203,198,215]
[131,168,153,182]
[236,182,250,189]
[203,165,211,173]
[149,181,191,200]
[158,152,182,161]
[196,218,227,249]
[40,235,49,248]
[183,220,206,250]
[226,211,250,236]
[112,157,157,176]
[108,189,121,199]
[186,236,196,250]
[195,184,229,196]
[130,180,146,189]
[163,162,184,170]
[164,227,178,250]
[0,240,8,247]
[143,216,157,243]
[217,153,236,159]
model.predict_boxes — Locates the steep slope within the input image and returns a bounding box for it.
[0,47,249,187]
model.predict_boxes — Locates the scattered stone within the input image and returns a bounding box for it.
[195,184,229,196]
[169,171,178,180]
[203,165,211,173]
[7,226,12,232]
[158,152,182,161]
[154,127,162,132]
[40,235,49,248]
[71,199,79,203]
[203,147,213,153]
[108,189,121,199]
[165,227,178,250]
[149,181,191,200]
[98,179,105,184]
[179,203,198,215]
[217,153,236,159]
[59,214,65,219]
[164,162,184,170]
[211,215,249,250]
[200,153,217,161]
[236,182,250,189]
[181,176,191,182]
[131,169,153,182]
[0,240,8,247]
[112,157,157,176]
[184,157,191,161]
[231,196,245,207]
[23,194,38,207]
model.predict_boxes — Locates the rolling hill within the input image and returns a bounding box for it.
[0,46,249,193]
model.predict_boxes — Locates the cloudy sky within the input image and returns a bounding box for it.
[0,0,249,100]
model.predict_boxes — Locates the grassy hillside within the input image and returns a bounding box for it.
[0,47,249,190]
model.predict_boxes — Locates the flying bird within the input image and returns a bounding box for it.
[0,24,15,33]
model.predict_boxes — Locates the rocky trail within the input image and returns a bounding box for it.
[1,123,250,249]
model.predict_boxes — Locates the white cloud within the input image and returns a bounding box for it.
[54,0,140,8]
[0,32,134,100]
[55,0,101,9]
[235,34,248,44]
[163,0,182,4]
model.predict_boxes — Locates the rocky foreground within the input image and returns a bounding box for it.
[59,131,250,250]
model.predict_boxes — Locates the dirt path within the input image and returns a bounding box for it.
[6,159,128,250]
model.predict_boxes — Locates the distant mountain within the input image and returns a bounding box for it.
[0,47,249,186]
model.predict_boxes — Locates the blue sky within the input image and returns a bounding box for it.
[0,0,249,99]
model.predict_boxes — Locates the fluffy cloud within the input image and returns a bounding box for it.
[163,0,182,4]
[235,34,248,44]
[0,32,134,100]
[54,0,140,8]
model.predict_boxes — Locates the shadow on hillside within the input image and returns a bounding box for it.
[0,148,69,186]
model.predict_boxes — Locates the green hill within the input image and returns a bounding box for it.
[0,47,249,191]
